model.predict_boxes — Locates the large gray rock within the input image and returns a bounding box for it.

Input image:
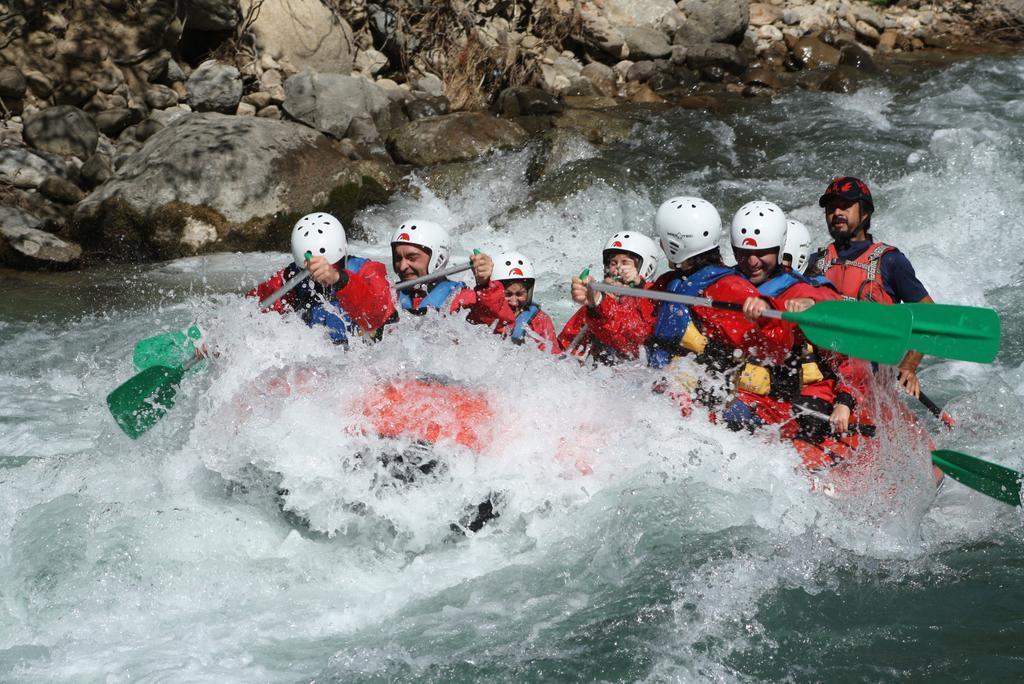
[603,0,678,28]
[186,60,243,113]
[22,106,98,158]
[183,0,240,31]
[73,113,399,261]
[0,207,82,270]
[244,0,355,74]
[675,0,750,46]
[619,26,673,59]
[0,147,76,189]
[283,72,391,140]
[388,112,530,166]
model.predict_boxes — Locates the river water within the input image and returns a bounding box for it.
[2,55,1024,681]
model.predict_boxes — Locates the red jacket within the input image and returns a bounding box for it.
[248,258,396,332]
[647,269,795,365]
[762,277,867,408]
[558,282,657,362]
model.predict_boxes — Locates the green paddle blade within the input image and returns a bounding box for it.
[782,299,912,365]
[133,325,203,371]
[932,449,1021,506]
[904,303,1001,363]
[106,364,188,439]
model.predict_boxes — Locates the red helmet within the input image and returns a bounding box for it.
[818,176,874,214]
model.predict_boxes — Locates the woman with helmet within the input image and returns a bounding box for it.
[472,252,561,353]
[247,213,396,343]
[558,230,662,364]
[726,201,872,446]
[389,218,506,320]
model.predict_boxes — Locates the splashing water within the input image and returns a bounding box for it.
[2,55,1024,681]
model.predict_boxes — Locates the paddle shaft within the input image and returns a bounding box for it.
[394,262,473,292]
[918,390,955,429]
[259,268,311,308]
[588,281,761,315]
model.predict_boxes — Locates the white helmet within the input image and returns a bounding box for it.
[493,252,535,282]
[730,201,787,252]
[654,196,722,265]
[783,219,812,273]
[603,231,660,281]
[390,219,451,273]
[291,212,347,266]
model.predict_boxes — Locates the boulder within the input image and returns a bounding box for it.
[0,146,77,189]
[602,0,678,28]
[73,113,400,260]
[404,95,449,121]
[854,21,881,47]
[619,26,673,59]
[145,84,180,109]
[839,44,879,74]
[182,0,240,31]
[819,66,861,94]
[22,106,98,158]
[244,0,355,75]
[551,108,635,145]
[388,112,529,166]
[186,60,243,113]
[749,3,782,26]
[0,66,26,98]
[677,0,750,45]
[39,175,86,204]
[496,86,565,117]
[577,8,627,60]
[791,37,841,70]
[0,207,82,270]
[80,153,113,188]
[782,6,833,34]
[283,72,392,140]
[580,62,617,97]
[685,43,748,76]
[852,5,886,31]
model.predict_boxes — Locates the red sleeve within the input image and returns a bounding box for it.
[334,260,396,331]
[700,275,794,364]
[783,281,839,303]
[529,310,562,354]
[558,307,591,356]
[246,267,294,314]
[461,281,513,325]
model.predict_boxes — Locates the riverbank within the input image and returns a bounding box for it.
[0,0,1021,269]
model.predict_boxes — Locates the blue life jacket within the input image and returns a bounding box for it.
[646,264,734,369]
[299,256,368,345]
[756,268,835,298]
[397,278,465,314]
[510,303,540,344]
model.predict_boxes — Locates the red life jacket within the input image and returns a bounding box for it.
[815,242,896,304]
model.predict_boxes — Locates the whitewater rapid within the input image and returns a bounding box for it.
[2,54,1024,681]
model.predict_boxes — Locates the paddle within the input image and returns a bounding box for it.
[588,281,913,365]
[903,302,1000,363]
[108,268,311,439]
[565,267,593,353]
[394,261,474,292]
[931,449,1021,507]
[133,324,204,372]
[918,390,956,430]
